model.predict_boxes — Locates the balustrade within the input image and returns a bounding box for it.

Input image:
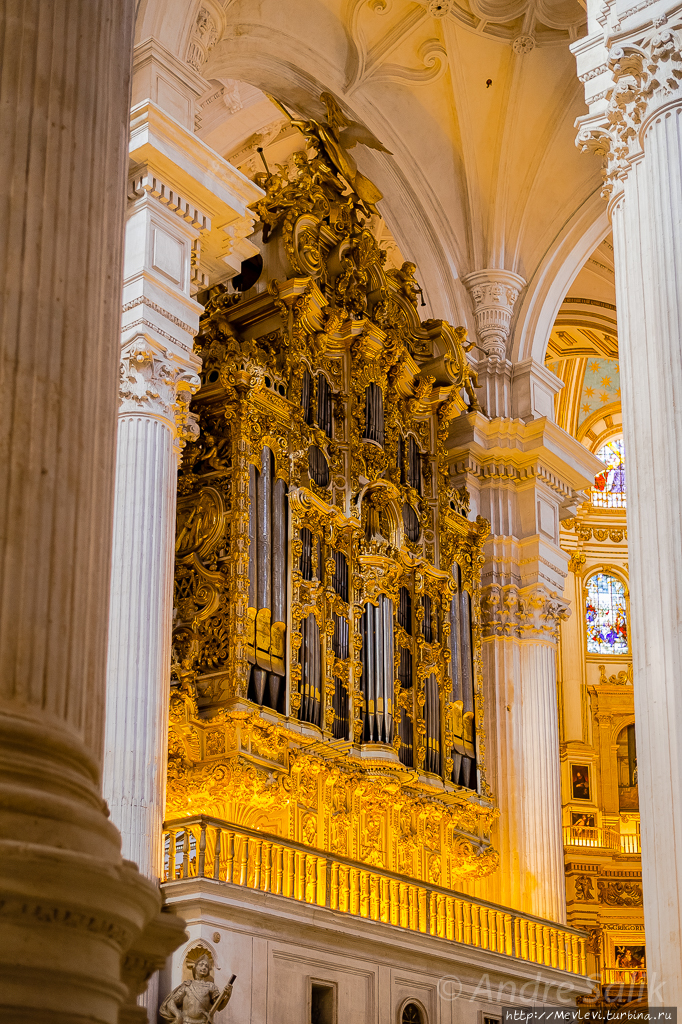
[164,816,587,977]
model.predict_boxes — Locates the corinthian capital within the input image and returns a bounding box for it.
[576,23,682,199]
[482,583,570,641]
[119,341,200,455]
[462,269,526,360]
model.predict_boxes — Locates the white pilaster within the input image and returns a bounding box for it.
[450,412,601,921]
[0,3,185,1020]
[574,14,682,1003]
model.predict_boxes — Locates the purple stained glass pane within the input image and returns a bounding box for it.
[585,572,628,654]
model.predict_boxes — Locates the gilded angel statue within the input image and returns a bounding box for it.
[266,90,391,214]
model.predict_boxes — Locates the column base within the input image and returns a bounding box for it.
[0,710,186,1023]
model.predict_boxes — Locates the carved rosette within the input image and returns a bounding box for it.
[462,269,526,360]
[119,341,201,457]
[576,24,682,203]
[481,583,570,640]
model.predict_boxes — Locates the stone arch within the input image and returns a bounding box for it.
[511,191,610,366]
[133,0,472,326]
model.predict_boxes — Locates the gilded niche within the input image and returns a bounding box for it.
[168,92,496,885]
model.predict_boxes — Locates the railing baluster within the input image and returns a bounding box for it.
[295,850,305,901]
[472,903,481,947]
[262,842,271,892]
[360,871,370,918]
[521,919,529,960]
[317,858,326,907]
[455,899,464,944]
[370,873,379,921]
[463,900,472,945]
[579,937,587,975]
[213,828,222,880]
[305,854,316,903]
[390,879,399,926]
[446,897,454,941]
[168,830,177,882]
[418,888,427,933]
[239,836,248,887]
[331,861,339,910]
[380,876,389,923]
[182,830,190,879]
[400,883,408,929]
[198,822,207,878]
[499,917,509,954]
[226,832,234,884]
[529,921,537,963]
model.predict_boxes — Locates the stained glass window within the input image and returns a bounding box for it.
[586,573,628,654]
[592,437,626,508]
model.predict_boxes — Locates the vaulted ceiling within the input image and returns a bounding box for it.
[136,0,607,359]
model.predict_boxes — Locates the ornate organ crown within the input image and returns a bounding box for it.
[170,98,497,884]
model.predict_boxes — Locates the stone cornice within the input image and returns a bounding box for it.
[448,411,604,499]
[129,101,262,218]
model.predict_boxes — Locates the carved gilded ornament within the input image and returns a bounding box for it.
[169,96,496,886]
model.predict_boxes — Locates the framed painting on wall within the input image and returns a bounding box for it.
[571,764,591,801]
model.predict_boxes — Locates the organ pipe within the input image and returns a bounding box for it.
[425,673,440,775]
[247,447,287,711]
[397,586,413,766]
[299,613,321,727]
[364,383,384,445]
[361,595,394,744]
[317,372,332,437]
[300,528,313,580]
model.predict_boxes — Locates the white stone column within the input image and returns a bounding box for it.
[450,408,601,921]
[0,3,184,1021]
[574,18,682,1004]
[105,341,200,878]
[103,72,261,888]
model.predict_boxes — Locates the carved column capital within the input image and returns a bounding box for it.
[462,269,526,360]
[481,582,571,641]
[119,341,200,456]
[576,23,682,202]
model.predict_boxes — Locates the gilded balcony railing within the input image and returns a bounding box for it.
[602,967,647,986]
[563,826,641,855]
[618,832,641,854]
[163,816,587,977]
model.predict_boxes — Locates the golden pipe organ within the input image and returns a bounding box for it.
[169,128,498,885]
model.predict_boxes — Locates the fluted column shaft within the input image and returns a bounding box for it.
[106,415,177,878]
[0,3,183,1021]
[481,597,568,922]
[610,102,682,1007]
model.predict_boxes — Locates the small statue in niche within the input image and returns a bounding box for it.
[159,953,235,1023]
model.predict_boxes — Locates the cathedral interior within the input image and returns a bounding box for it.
[1,1,680,1022]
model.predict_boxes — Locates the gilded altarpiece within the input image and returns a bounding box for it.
[167,131,497,887]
